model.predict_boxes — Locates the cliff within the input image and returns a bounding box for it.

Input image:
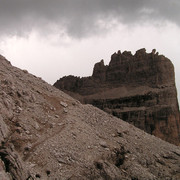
[54,48,180,145]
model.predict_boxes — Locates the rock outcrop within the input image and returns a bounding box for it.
[0,54,180,180]
[54,48,180,145]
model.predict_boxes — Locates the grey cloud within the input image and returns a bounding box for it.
[0,0,180,38]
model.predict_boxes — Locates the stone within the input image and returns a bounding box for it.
[15,106,22,113]
[63,108,68,113]
[92,59,107,82]
[60,101,68,108]
[99,141,108,148]
[34,122,40,130]
[54,48,180,145]
[22,69,28,74]
[3,99,11,109]
[0,115,9,142]
[0,159,11,180]
[30,93,36,102]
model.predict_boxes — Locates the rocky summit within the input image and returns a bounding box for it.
[0,54,180,180]
[54,48,180,146]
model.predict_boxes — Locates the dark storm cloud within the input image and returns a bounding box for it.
[0,0,179,38]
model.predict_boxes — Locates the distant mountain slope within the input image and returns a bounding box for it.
[0,54,180,180]
[54,48,180,145]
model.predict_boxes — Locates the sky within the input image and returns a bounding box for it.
[0,0,180,102]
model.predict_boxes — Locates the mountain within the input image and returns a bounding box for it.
[0,54,180,180]
[54,48,180,146]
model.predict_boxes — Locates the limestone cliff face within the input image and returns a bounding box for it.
[54,48,180,145]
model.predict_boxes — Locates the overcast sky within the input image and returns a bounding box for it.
[0,0,180,101]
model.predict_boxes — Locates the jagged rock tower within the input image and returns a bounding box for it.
[54,48,180,145]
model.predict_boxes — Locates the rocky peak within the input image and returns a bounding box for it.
[122,50,133,57]
[92,59,107,82]
[54,48,180,145]
[135,48,146,58]
[152,49,156,54]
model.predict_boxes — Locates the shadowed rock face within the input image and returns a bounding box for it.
[54,48,180,145]
[0,54,180,179]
